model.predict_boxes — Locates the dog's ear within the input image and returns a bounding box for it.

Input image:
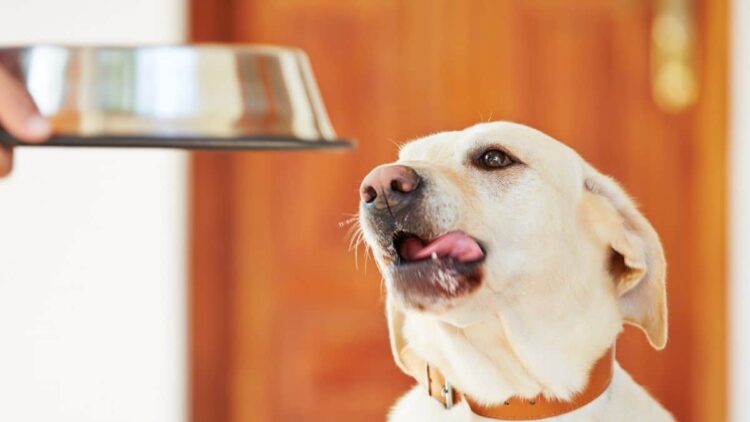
[583,165,668,349]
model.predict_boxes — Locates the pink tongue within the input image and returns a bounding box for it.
[399,231,484,263]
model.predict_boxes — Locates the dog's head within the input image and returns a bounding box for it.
[358,122,667,370]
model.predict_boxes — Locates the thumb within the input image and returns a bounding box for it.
[0,66,52,143]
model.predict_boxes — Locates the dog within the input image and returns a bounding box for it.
[357,122,673,421]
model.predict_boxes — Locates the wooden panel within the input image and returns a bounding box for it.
[691,0,729,419]
[189,153,235,422]
[190,1,727,421]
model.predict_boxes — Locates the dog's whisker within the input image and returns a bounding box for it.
[345,225,358,248]
[344,220,370,271]
[387,138,403,151]
[338,215,359,228]
[352,230,365,270]
[363,242,373,273]
[347,225,364,252]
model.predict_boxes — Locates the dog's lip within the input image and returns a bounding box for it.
[393,230,487,266]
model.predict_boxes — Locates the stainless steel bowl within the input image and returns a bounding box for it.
[0,45,352,150]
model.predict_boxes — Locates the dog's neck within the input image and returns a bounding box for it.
[401,287,621,405]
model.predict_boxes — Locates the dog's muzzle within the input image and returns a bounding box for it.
[359,164,428,250]
[358,164,485,310]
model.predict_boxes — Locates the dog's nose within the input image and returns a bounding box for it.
[360,165,422,206]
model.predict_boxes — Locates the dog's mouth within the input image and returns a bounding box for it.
[394,230,485,265]
[387,230,486,310]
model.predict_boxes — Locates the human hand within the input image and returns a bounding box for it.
[0,66,52,177]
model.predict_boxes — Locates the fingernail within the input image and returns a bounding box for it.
[26,115,52,137]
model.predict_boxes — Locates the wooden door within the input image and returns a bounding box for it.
[189,1,727,421]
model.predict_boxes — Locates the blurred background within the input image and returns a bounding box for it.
[0,0,747,421]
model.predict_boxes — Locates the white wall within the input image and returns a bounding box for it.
[0,1,187,422]
[731,1,750,421]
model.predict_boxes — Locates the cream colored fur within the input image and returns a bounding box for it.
[359,122,673,421]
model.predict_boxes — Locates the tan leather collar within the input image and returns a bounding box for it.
[400,346,615,420]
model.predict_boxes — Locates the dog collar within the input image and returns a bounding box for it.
[399,346,615,420]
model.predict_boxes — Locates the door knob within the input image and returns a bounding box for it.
[651,0,698,113]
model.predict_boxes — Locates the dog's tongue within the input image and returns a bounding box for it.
[399,231,484,263]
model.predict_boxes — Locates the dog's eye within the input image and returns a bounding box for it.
[477,149,514,170]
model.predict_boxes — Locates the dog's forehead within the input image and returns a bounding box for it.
[398,131,460,162]
[398,122,579,167]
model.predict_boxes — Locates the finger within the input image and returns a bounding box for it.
[0,66,52,143]
[0,146,13,177]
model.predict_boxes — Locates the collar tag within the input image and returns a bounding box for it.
[441,382,454,409]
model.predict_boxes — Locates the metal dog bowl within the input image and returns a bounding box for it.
[0,45,352,150]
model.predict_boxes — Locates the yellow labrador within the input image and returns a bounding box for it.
[358,122,673,421]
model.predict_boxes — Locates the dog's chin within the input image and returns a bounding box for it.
[387,258,484,311]
[383,231,486,312]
